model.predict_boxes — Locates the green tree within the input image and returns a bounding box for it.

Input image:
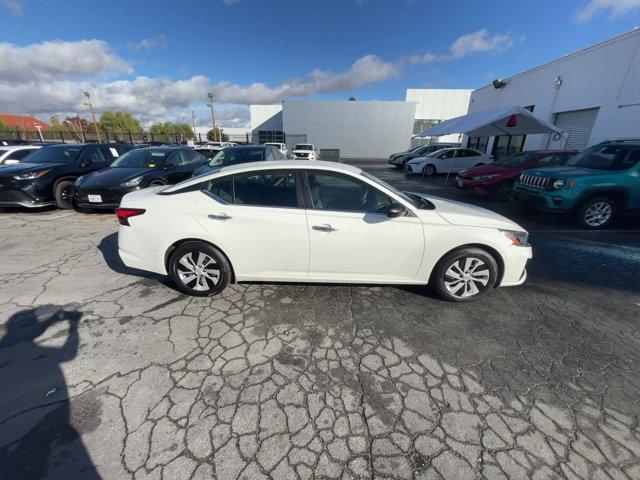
[98,111,143,134]
[149,121,194,139]
[0,119,10,133]
[206,128,229,142]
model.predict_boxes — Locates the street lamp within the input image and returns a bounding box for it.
[83,91,101,143]
[207,92,217,142]
[34,124,44,142]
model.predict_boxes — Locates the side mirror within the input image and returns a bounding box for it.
[387,202,407,218]
[164,162,176,170]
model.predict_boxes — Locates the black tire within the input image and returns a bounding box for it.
[54,180,75,209]
[492,182,513,202]
[422,164,436,176]
[432,247,499,302]
[575,196,616,229]
[168,241,231,296]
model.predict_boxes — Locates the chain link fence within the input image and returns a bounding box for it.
[0,130,215,144]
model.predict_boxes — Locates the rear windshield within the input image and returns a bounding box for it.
[295,144,313,151]
[23,146,82,164]
[210,147,265,166]
[111,149,168,168]
[567,145,640,171]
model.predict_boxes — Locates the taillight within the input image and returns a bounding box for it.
[116,208,146,226]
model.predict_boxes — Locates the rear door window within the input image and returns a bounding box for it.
[206,170,300,208]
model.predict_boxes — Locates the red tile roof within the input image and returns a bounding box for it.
[0,114,52,131]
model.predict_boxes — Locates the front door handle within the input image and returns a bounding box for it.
[208,213,232,220]
[312,224,336,232]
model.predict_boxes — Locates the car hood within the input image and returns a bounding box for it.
[460,164,514,177]
[0,162,60,176]
[411,193,524,231]
[524,166,608,179]
[79,167,151,187]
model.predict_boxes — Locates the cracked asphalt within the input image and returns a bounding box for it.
[1,163,639,480]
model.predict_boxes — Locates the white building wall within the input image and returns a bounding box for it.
[282,100,416,159]
[469,29,640,151]
[250,104,283,131]
[406,89,472,144]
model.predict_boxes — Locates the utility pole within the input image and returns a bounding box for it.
[207,92,216,142]
[83,91,101,143]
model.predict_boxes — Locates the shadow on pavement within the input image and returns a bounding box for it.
[0,306,101,480]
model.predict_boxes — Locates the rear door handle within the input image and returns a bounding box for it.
[312,224,336,232]
[208,213,232,220]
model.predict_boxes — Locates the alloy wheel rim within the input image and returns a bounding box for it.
[584,202,612,227]
[444,257,490,298]
[423,165,434,175]
[177,251,220,291]
[61,186,73,204]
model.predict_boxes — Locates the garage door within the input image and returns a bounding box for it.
[553,108,600,151]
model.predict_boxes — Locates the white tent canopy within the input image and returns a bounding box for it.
[415,105,562,139]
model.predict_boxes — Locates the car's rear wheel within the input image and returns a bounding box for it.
[422,164,436,176]
[576,196,615,229]
[54,180,75,209]
[432,247,498,302]
[168,241,231,296]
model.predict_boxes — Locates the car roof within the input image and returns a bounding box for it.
[162,160,362,193]
[0,145,41,150]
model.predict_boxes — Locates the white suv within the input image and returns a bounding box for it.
[264,142,288,157]
[0,145,41,166]
[292,144,318,160]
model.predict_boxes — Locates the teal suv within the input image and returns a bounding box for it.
[512,141,640,228]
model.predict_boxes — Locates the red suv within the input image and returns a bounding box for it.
[456,150,577,201]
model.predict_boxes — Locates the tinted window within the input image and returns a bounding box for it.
[464,150,480,157]
[23,145,82,164]
[7,149,36,160]
[167,151,188,166]
[567,145,640,171]
[307,172,391,214]
[80,147,105,163]
[211,147,265,167]
[538,154,572,166]
[233,171,298,208]
[184,150,203,164]
[208,177,233,203]
[111,149,168,168]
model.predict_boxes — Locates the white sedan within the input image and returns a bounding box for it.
[117,161,531,302]
[0,145,41,166]
[405,148,493,176]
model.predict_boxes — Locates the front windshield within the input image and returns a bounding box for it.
[361,171,427,209]
[295,144,313,151]
[493,152,537,168]
[210,147,265,166]
[111,149,168,168]
[23,146,82,164]
[567,144,640,171]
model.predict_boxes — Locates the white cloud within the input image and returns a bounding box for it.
[575,0,640,21]
[0,0,23,15]
[126,35,167,52]
[0,40,132,82]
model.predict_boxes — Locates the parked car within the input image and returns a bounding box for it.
[405,148,493,176]
[192,145,287,177]
[117,160,531,302]
[512,141,640,228]
[206,141,237,148]
[264,142,288,157]
[0,145,41,166]
[0,143,135,209]
[456,150,577,201]
[292,144,318,160]
[72,147,207,210]
[389,143,459,168]
[194,145,224,159]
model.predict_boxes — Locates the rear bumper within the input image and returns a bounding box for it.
[73,186,135,209]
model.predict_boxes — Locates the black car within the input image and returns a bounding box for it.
[192,145,286,177]
[73,146,208,210]
[0,143,135,209]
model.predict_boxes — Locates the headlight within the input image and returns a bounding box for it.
[552,179,566,190]
[472,174,500,181]
[121,176,143,187]
[499,229,530,247]
[13,169,50,180]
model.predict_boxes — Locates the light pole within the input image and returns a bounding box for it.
[207,92,216,142]
[34,124,44,142]
[191,110,197,141]
[83,91,101,143]
[216,123,224,142]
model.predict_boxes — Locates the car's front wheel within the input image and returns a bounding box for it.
[168,241,231,296]
[432,248,498,302]
[422,164,436,176]
[54,180,75,209]
[576,196,615,229]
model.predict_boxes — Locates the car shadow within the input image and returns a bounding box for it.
[0,306,102,479]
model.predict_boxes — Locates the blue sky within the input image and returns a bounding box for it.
[1,0,639,127]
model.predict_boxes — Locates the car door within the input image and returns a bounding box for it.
[461,149,485,169]
[434,149,457,173]
[194,169,309,278]
[163,150,198,184]
[304,170,424,282]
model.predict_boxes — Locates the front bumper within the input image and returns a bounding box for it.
[511,186,574,212]
[0,178,55,208]
[499,246,532,287]
[455,177,495,196]
[73,186,136,209]
[404,163,422,174]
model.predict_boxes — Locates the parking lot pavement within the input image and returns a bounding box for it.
[1,175,639,479]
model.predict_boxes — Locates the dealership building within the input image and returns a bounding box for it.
[249,89,472,159]
[465,29,640,158]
